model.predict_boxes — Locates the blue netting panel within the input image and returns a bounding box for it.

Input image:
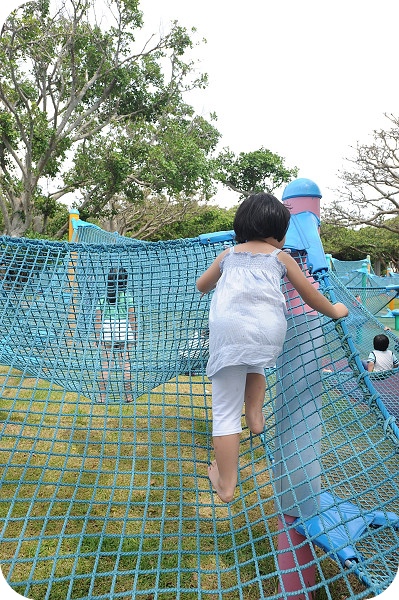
[320,271,399,426]
[346,287,398,316]
[0,228,398,600]
[330,257,375,278]
[330,258,399,315]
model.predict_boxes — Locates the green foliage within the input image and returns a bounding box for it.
[34,193,59,219]
[150,205,236,241]
[139,114,220,197]
[0,0,219,237]
[320,220,399,270]
[214,147,298,197]
[0,0,298,241]
[320,223,359,260]
[0,110,18,145]
[25,202,70,240]
[66,108,221,220]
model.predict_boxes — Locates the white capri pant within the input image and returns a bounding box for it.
[211,365,265,437]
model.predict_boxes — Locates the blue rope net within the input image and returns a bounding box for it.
[0,217,398,600]
[330,256,375,278]
[329,257,399,316]
[321,271,399,425]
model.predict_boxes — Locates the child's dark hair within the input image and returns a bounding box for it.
[233,192,291,243]
[373,334,389,351]
[107,267,128,304]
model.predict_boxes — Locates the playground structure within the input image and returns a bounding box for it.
[327,255,399,318]
[0,178,398,599]
[325,253,399,421]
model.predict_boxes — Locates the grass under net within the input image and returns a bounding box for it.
[0,226,398,600]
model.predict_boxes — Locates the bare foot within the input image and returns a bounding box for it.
[125,395,133,403]
[208,460,233,503]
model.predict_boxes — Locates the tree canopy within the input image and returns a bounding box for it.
[214,147,298,198]
[323,113,399,235]
[320,219,399,272]
[0,0,221,237]
[0,0,299,239]
[148,204,236,241]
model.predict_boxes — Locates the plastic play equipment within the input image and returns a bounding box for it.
[0,179,398,599]
[327,256,399,317]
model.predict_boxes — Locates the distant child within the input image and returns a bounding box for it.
[367,333,399,372]
[196,192,349,503]
[95,267,136,402]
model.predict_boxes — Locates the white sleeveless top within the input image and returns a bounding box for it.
[206,247,288,378]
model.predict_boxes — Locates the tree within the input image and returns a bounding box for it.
[99,190,201,239]
[320,220,399,272]
[67,111,220,234]
[214,147,298,197]
[0,0,220,237]
[323,113,399,234]
[148,204,236,241]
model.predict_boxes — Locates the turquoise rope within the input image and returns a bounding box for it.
[0,228,398,599]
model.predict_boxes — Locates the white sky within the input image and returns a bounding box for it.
[138,0,399,207]
[0,3,399,600]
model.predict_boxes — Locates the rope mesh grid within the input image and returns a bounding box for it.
[0,229,398,599]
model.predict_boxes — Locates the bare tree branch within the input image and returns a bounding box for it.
[323,113,399,234]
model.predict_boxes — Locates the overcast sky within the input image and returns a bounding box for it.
[137,0,399,208]
[0,3,399,600]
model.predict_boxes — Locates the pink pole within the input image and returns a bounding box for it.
[278,516,316,599]
[277,178,323,598]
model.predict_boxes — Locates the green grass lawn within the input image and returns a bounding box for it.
[0,370,373,599]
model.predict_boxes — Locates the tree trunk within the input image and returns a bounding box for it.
[7,198,31,237]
